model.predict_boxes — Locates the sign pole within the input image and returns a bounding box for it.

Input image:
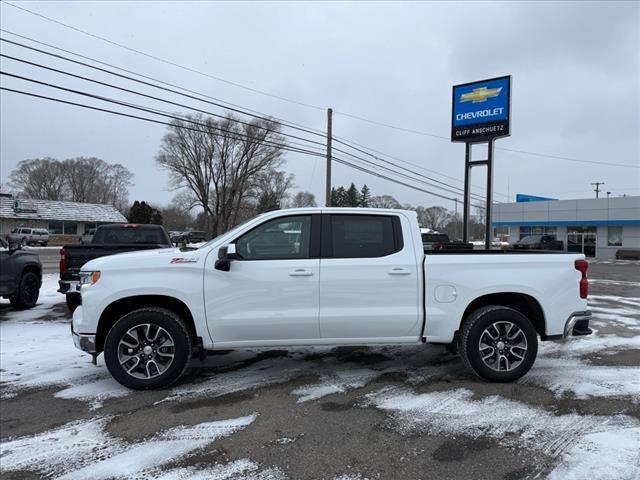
[485,139,494,250]
[463,143,471,243]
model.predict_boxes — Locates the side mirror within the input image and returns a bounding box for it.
[215,244,237,271]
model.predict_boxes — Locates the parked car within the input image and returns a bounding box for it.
[6,227,49,246]
[421,229,473,251]
[80,228,96,244]
[512,235,564,251]
[71,208,591,389]
[0,238,42,309]
[172,230,207,245]
[59,224,173,312]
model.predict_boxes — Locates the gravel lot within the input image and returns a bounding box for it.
[1,260,639,480]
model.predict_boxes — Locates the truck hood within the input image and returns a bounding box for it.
[81,247,201,271]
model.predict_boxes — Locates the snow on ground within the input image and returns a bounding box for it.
[0,274,112,398]
[522,357,640,401]
[292,368,381,403]
[1,414,258,480]
[365,387,640,480]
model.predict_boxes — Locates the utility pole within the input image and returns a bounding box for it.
[325,108,333,207]
[453,198,459,240]
[591,182,604,198]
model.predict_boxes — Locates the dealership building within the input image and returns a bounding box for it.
[0,193,127,243]
[492,194,640,259]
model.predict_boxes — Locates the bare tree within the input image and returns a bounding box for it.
[290,191,317,208]
[369,195,402,209]
[255,169,295,213]
[9,158,68,200]
[9,157,133,209]
[416,206,452,231]
[156,114,286,236]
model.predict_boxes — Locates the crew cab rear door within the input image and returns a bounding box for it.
[318,213,421,340]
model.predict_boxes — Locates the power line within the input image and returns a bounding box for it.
[2,1,326,111]
[0,72,326,154]
[0,52,327,149]
[332,134,511,200]
[332,138,489,201]
[3,5,635,171]
[0,35,326,139]
[0,34,496,201]
[1,86,480,206]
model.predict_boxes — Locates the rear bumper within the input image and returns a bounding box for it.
[71,306,97,353]
[563,311,593,338]
[58,280,80,295]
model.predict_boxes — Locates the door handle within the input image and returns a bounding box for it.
[388,267,411,275]
[289,269,314,277]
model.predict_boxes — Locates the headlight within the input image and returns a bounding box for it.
[79,271,101,286]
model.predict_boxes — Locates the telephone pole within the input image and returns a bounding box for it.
[325,108,333,207]
[591,182,604,198]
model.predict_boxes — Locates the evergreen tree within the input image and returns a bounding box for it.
[360,184,371,207]
[128,200,163,225]
[345,183,360,207]
[331,186,347,207]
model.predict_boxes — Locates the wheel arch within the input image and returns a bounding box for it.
[96,295,197,353]
[460,292,548,339]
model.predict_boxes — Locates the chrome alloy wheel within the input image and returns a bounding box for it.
[478,321,528,372]
[117,323,175,379]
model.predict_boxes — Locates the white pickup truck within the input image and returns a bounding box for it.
[71,208,592,389]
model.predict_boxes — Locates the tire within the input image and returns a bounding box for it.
[42,242,48,247]
[9,271,40,309]
[104,308,192,390]
[21,237,27,247]
[66,293,81,313]
[458,305,538,382]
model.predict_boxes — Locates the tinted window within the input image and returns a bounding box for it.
[92,226,171,245]
[330,215,399,258]
[236,215,311,260]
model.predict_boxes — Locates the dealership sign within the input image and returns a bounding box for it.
[451,75,511,142]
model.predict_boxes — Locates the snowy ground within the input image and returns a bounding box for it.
[1,263,638,479]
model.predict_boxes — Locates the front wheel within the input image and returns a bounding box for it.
[459,306,538,382]
[104,308,192,390]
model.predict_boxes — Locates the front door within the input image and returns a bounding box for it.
[205,214,321,346]
[319,213,421,341]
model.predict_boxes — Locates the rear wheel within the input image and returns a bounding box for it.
[104,308,192,389]
[459,306,537,382]
[9,271,40,309]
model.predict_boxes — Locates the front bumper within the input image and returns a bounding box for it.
[71,306,97,353]
[563,310,593,338]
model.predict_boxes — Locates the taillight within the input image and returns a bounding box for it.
[59,247,67,273]
[574,259,588,299]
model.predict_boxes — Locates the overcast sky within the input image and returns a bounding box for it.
[1,1,638,211]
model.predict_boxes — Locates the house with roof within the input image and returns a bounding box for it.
[0,193,127,243]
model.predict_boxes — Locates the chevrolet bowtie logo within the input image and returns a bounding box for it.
[459,86,503,103]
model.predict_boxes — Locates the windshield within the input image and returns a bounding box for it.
[197,214,267,249]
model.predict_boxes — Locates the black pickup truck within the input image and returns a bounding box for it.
[512,235,564,251]
[59,224,172,311]
[0,238,42,309]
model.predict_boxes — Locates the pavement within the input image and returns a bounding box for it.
[1,260,639,480]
